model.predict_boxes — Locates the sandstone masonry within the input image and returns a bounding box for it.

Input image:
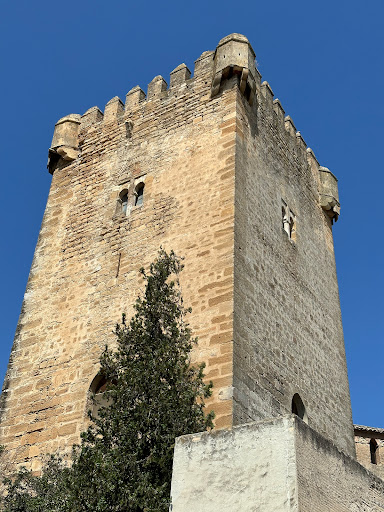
[0,34,355,477]
[355,425,384,479]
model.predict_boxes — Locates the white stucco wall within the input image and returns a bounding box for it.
[170,415,384,512]
[170,416,298,512]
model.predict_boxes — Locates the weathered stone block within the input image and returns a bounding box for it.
[81,106,103,127]
[125,85,145,111]
[147,75,167,99]
[170,63,191,87]
[104,96,124,123]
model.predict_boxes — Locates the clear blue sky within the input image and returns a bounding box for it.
[0,0,383,427]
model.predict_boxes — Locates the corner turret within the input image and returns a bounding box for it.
[48,114,81,174]
[318,166,340,221]
[211,33,257,105]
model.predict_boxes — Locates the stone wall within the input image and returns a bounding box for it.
[0,33,356,474]
[296,418,384,511]
[0,49,237,472]
[355,426,384,480]
[233,73,355,456]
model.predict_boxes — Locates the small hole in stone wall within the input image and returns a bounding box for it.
[292,393,307,423]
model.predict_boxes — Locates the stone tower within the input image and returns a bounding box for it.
[0,33,355,474]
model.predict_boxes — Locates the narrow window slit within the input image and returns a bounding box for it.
[282,199,296,242]
[116,252,121,278]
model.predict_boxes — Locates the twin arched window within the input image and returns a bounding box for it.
[282,200,296,242]
[117,182,145,216]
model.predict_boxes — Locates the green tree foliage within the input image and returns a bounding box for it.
[1,249,214,511]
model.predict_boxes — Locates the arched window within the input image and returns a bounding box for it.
[89,373,112,419]
[91,374,108,395]
[282,199,296,242]
[116,189,129,216]
[370,438,380,465]
[291,393,307,423]
[135,183,144,207]
[120,189,129,215]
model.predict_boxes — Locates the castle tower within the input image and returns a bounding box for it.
[0,34,355,474]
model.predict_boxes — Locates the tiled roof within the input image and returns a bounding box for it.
[354,424,384,434]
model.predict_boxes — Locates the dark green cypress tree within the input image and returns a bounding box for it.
[1,249,214,512]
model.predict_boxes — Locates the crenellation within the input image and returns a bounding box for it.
[306,147,320,169]
[103,96,124,123]
[261,80,274,109]
[193,50,214,79]
[295,131,307,151]
[81,106,104,129]
[306,147,323,195]
[273,98,285,126]
[284,115,296,137]
[170,63,191,87]
[354,426,384,479]
[125,86,146,111]
[254,66,262,88]
[147,75,168,99]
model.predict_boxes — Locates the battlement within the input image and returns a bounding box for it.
[47,32,341,220]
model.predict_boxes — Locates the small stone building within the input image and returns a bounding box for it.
[355,424,384,479]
